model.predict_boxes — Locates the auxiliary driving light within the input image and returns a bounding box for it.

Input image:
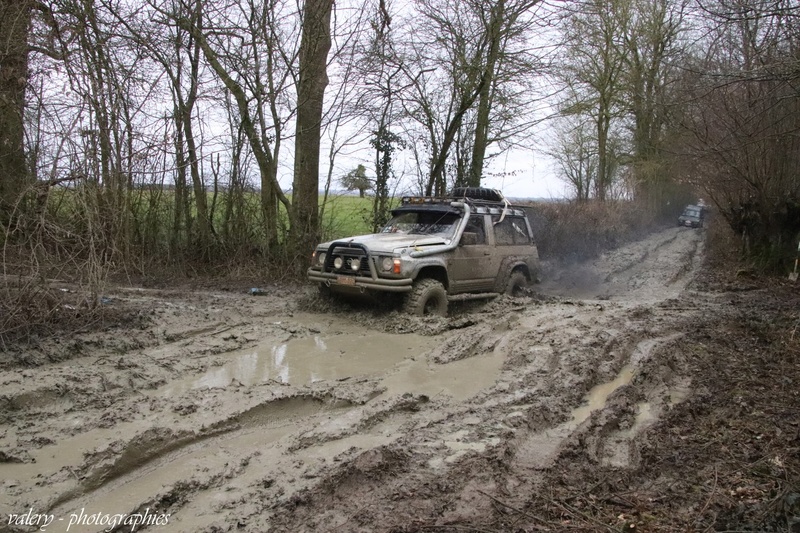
[350,258,361,271]
[333,256,344,269]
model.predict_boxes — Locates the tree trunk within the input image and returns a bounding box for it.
[173,111,190,257]
[290,0,332,267]
[469,0,505,187]
[0,0,33,224]
[183,2,212,258]
[597,112,608,201]
[260,164,279,251]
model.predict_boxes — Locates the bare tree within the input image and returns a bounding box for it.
[178,0,298,254]
[358,0,404,230]
[622,0,686,211]
[468,0,542,187]
[45,0,168,262]
[678,0,800,266]
[395,0,543,195]
[547,116,598,201]
[557,0,629,201]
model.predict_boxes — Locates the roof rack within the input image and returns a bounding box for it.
[400,187,513,208]
[397,188,526,217]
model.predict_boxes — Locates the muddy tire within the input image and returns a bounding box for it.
[505,270,528,296]
[404,279,448,316]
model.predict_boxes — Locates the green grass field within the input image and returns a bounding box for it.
[39,187,391,248]
[318,193,399,240]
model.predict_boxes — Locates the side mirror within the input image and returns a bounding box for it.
[460,232,478,246]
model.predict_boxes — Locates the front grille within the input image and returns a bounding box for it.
[323,244,372,276]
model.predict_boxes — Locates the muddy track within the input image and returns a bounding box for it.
[0,226,711,533]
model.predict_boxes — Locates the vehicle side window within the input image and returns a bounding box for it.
[492,216,530,245]
[464,215,486,245]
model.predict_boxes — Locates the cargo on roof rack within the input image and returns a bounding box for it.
[449,187,505,202]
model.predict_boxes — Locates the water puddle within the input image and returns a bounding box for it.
[377,336,508,402]
[159,331,430,395]
[571,364,635,426]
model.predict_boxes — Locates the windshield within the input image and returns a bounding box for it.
[683,209,701,217]
[381,211,460,239]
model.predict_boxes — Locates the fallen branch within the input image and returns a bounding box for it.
[477,489,553,529]
[551,499,617,533]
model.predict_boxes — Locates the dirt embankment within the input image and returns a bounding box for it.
[1,226,798,533]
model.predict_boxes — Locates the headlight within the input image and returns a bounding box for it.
[350,258,361,271]
[381,257,393,272]
[333,256,344,269]
[317,252,326,265]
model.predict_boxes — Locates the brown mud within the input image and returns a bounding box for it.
[1,226,798,533]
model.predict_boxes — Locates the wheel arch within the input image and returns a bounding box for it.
[495,258,532,292]
[414,265,449,290]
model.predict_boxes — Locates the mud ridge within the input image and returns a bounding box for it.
[288,393,430,452]
[43,393,357,520]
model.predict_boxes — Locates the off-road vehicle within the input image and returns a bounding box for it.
[678,204,705,228]
[307,188,539,316]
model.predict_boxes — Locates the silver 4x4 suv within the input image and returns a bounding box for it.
[307,188,539,316]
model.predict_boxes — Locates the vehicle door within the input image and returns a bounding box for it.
[449,214,498,293]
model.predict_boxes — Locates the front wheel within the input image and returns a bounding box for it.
[505,271,528,296]
[404,279,448,316]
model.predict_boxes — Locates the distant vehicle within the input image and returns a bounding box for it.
[307,187,540,316]
[678,204,705,228]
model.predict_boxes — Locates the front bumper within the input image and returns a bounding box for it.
[310,240,414,293]
[307,269,413,292]
[307,241,414,293]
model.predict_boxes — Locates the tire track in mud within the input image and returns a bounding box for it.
[510,333,684,470]
[492,228,706,495]
[539,226,704,302]
[1,312,511,532]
